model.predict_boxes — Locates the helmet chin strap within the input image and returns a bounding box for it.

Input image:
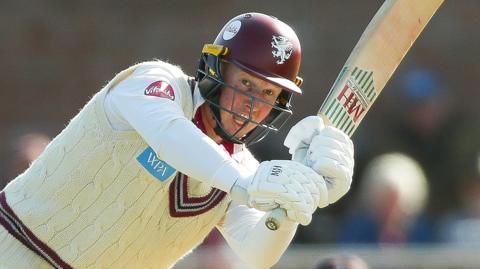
[197,57,250,145]
[207,94,246,145]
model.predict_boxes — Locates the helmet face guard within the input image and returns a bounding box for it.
[196,13,303,146]
[197,52,293,145]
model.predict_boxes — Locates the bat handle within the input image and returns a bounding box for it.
[265,208,287,231]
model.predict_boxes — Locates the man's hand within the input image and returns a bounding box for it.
[230,160,328,225]
[284,116,354,204]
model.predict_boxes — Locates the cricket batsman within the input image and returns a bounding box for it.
[0,13,354,269]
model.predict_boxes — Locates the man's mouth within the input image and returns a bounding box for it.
[233,113,248,127]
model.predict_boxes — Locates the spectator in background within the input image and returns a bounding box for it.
[385,68,479,216]
[312,254,369,269]
[1,132,50,188]
[438,156,480,245]
[400,69,449,138]
[339,152,434,244]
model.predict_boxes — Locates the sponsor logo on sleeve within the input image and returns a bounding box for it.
[144,80,175,100]
[137,146,176,182]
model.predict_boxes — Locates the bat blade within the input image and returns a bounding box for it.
[265,0,444,231]
[319,0,444,137]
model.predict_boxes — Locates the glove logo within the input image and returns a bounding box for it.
[270,165,283,176]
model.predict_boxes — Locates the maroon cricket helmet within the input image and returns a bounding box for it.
[213,13,303,94]
[196,13,303,145]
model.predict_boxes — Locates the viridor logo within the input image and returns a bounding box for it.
[137,146,176,181]
[144,81,175,100]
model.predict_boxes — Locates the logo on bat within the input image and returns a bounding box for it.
[336,68,374,123]
[271,35,293,64]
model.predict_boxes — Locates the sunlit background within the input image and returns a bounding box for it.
[1,1,480,268]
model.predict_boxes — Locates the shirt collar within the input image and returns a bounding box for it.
[193,106,235,156]
[192,82,205,117]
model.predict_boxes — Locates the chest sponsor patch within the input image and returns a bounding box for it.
[144,80,175,100]
[137,146,176,181]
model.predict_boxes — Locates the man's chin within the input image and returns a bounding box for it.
[224,127,250,141]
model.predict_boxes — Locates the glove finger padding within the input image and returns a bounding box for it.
[314,126,354,158]
[323,176,351,204]
[313,177,329,208]
[307,135,354,179]
[246,160,328,224]
[281,202,312,226]
[304,127,354,204]
[307,147,353,179]
[295,166,329,209]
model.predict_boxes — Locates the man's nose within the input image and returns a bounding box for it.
[244,100,262,114]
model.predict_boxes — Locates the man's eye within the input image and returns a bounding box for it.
[241,79,251,88]
[264,89,274,96]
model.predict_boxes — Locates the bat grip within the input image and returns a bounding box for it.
[265,208,287,231]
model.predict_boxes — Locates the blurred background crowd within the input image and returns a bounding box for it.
[1,1,479,268]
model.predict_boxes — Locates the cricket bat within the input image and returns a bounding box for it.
[265,0,444,231]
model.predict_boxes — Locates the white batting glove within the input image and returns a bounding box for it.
[230,160,328,225]
[284,116,325,163]
[285,116,355,204]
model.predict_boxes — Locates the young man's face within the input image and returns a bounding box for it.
[218,63,283,139]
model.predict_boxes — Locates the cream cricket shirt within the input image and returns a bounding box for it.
[2,61,297,269]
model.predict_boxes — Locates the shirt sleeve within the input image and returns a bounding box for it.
[217,202,298,269]
[104,68,186,131]
[104,65,250,192]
